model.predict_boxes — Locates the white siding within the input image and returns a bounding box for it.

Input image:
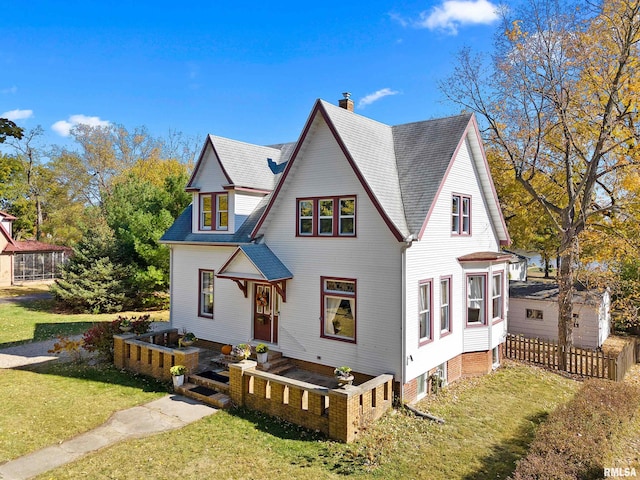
[261,117,404,378]
[404,138,507,382]
[170,245,254,344]
[508,297,606,349]
[235,192,265,231]
[190,146,237,233]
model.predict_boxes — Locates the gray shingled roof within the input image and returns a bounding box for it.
[160,196,270,244]
[509,281,603,305]
[394,114,473,235]
[236,244,293,281]
[187,137,294,191]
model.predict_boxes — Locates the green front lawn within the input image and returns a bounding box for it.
[0,297,168,346]
[0,362,169,463]
[35,362,579,479]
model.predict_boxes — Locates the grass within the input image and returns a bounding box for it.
[0,296,169,347]
[0,362,169,463]
[34,361,579,479]
[0,283,51,298]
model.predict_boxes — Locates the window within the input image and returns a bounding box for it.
[452,194,471,235]
[216,193,228,230]
[298,200,313,235]
[526,309,543,320]
[467,274,486,324]
[321,278,356,342]
[200,193,228,231]
[297,197,356,237]
[199,270,214,318]
[419,281,433,342]
[440,277,451,333]
[492,273,503,320]
[319,199,334,235]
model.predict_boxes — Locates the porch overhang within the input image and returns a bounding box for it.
[216,244,293,301]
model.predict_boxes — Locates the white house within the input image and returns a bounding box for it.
[508,281,611,349]
[161,95,511,402]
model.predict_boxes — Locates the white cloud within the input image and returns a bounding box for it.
[358,88,400,109]
[417,0,500,35]
[51,114,110,137]
[1,109,33,121]
[1,86,17,94]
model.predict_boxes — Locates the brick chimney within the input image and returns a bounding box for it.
[338,92,354,111]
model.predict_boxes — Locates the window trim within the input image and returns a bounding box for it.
[198,269,214,318]
[296,196,357,237]
[492,271,504,324]
[199,192,229,231]
[418,279,433,345]
[452,194,472,236]
[440,276,452,336]
[320,276,357,343]
[466,273,487,326]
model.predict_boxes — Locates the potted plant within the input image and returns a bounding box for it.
[179,331,197,348]
[255,343,269,363]
[119,318,132,332]
[231,343,251,361]
[170,365,187,388]
[334,365,354,386]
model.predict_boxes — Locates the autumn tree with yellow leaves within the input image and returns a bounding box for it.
[442,0,640,368]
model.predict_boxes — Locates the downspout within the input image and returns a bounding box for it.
[400,234,416,402]
[169,246,174,327]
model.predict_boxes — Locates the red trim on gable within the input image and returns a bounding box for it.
[0,210,17,220]
[186,136,233,191]
[417,114,511,246]
[0,223,16,251]
[468,116,511,246]
[251,100,405,242]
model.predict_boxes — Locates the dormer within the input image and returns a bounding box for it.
[185,135,293,235]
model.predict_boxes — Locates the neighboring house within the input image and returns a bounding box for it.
[0,211,70,286]
[161,95,511,403]
[505,250,528,282]
[508,281,611,349]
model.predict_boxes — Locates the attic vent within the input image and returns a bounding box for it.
[267,158,287,174]
[338,92,354,112]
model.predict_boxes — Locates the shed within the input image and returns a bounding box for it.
[508,281,610,349]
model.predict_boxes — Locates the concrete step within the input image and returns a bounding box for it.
[265,358,295,375]
[176,383,231,409]
[188,371,230,394]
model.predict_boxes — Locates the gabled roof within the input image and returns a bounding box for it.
[217,244,293,282]
[0,210,17,221]
[393,114,473,235]
[186,135,294,192]
[252,99,509,243]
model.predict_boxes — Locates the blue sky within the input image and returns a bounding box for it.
[1,0,501,150]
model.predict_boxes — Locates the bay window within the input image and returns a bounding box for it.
[467,274,486,325]
[492,273,503,321]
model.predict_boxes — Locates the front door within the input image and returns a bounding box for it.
[254,284,278,343]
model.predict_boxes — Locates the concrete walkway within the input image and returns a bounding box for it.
[0,332,218,479]
[0,395,217,480]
